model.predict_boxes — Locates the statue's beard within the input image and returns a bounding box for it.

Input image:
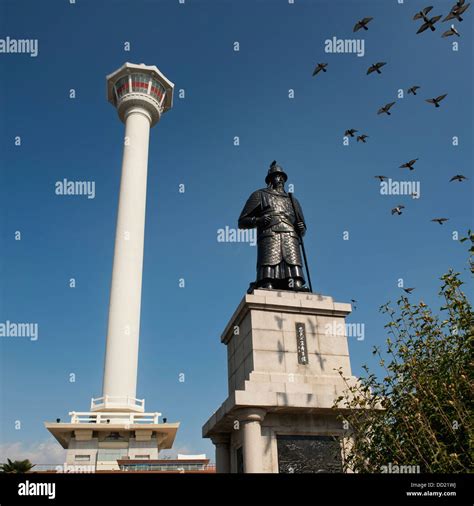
[270,182,285,192]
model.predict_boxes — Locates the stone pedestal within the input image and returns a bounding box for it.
[202,289,358,473]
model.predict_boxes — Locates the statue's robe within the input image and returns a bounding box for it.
[238,187,306,287]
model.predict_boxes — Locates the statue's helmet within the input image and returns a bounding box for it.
[265,160,288,184]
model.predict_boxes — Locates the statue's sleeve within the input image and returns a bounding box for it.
[293,196,307,236]
[238,191,262,229]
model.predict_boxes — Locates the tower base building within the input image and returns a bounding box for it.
[46,409,179,471]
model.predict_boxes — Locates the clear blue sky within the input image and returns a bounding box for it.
[0,0,472,461]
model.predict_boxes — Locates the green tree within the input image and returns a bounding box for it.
[335,232,473,473]
[0,458,35,473]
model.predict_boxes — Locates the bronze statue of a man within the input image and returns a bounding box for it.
[238,161,309,292]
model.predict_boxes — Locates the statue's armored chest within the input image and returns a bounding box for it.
[262,191,294,217]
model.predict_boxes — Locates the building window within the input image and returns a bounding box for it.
[150,78,166,102]
[135,454,150,459]
[114,74,166,104]
[97,449,128,462]
[115,76,130,100]
[75,455,91,462]
[131,73,150,93]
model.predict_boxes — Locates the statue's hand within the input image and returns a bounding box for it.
[296,221,305,234]
[257,215,272,227]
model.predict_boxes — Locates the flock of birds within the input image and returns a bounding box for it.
[312,1,470,74]
[349,1,470,37]
[312,4,468,117]
[344,129,368,143]
[312,1,469,229]
[414,1,470,35]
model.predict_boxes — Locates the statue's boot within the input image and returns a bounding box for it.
[294,279,311,292]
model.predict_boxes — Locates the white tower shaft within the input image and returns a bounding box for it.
[102,106,152,407]
[45,64,179,468]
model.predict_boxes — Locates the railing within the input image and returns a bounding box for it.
[30,463,217,473]
[90,396,145,412]
[69,411,162,425]
[119,463,217,473]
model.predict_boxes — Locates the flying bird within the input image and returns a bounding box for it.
[367,62,387,75]
[431,218,449,224]
[344,129,358,137]
[450,174,468,182]
[350,299,358,309]
[377,102,396,115]
[353,17,373,32]
[408,86,421,95]
[442,24,460,37]
[417,14,442,33]
[426,93,448,107]
[374,175,388,182]
[312,63,328,76]
[413,6,433,20]
[392,205,405,215]
[357,135,369,143]
[443,2,470,22]
[403,288,415,294]
[400,158,419,170]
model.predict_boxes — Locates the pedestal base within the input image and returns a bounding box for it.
[203,289,357,473]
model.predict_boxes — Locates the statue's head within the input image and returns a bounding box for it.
[265,161,288,191]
